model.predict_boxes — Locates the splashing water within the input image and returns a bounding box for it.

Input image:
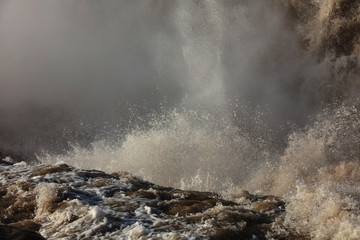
[1,0,360,239]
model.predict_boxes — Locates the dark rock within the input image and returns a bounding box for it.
[0,225,45,240]
[30,164,72,177]
[8,220,42,232]
[126,190,157,199]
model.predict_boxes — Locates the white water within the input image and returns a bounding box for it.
[1,1,360,238]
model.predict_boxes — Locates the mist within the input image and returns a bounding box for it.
[0,0,336,159]
[0,0,182,158]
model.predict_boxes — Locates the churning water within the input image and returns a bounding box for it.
[1,0,360,239]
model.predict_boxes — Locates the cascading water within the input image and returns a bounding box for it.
[174,0,226,106]
[1,0,360,239]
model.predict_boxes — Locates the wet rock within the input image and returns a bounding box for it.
[162,199,216,216]
[77,169,112,179]
[0,225,45,240]
[30,164,72,177]
[8,220,41,232]
[126,190,157,199]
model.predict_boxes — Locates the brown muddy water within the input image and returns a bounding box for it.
[1,0,360,239]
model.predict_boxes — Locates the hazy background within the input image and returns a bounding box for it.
[0,0,340,160]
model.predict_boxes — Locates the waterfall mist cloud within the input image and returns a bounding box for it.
[0,0,336,158]
[0,0,183,157]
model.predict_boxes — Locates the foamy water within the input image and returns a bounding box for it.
[1,0,360,239]
[1,162,287,239]
[36,105,360,239]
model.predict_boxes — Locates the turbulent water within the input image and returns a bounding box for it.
[1,0,360,239]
